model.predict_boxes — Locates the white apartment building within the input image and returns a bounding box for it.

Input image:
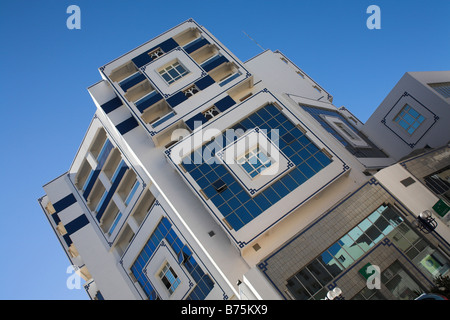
[38,19,450,300]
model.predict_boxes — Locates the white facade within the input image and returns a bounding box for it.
[39,19,450,300]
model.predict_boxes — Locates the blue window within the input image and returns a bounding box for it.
[237,146,272,178]
[159,263,181,295]
[394,104,425,135]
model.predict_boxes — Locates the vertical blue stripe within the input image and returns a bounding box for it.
[95,163,129,221]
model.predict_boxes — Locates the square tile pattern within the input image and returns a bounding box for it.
[181,104,332,231]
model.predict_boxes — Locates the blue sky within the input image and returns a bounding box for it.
[0,0,448,299]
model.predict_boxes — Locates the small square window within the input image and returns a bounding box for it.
[400,177,415,187]
[159,263,181,295]
[212,179,227,193]
[159,61,189,85]
[252,243,261,251]
[237,146,272,179]
[394,104,425,135]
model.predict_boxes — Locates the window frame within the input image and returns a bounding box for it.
[158,262,181,296]
[236,145,273,179]
[158,60,189,85]
[393,104,425,135]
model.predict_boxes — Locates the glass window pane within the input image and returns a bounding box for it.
[339,235,365,261]
[348,223,370,241]
[368,210,381,223]
[357,219,372,232]
[317,252,344,277]
[382,207,403,227]
[403,113,414,125]
[408,107,419,118]
[295,269,322,296]
[286,278,310,300]
[366,225,384,244]
[399,120,409,129]
[382,261,422,300]
[374,216,394,236]
[354,233,375,251]
[306,259,333,286]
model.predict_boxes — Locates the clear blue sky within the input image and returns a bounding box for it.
[0,0,449,300]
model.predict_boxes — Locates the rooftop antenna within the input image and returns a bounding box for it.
[242,30,265,51]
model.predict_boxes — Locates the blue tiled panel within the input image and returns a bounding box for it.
[64,214,90,235]
[181,104,332,231]
[167,91,188,108]
[130,217,214,300]
[185,95,236,130]
[214,95,235,112]
[185,113,207,130]
[219,73,240,87]
[194,75,215,90]
[132,38,179,68]
[100,96,123,114]
[53,194,77,213]
[116,116,139,135]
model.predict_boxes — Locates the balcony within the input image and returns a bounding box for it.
[124,79,155,103]
[99,201,121,235]
[190,44,218,65]
[173,27,200,47]
[141,99,174,126]
[135,90,164,113]
[130,189,155,226]
[208,62,237,84]
[109,61,138,83]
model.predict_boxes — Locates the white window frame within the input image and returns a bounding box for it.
[158,60,189,85]
[236,145,273,179]
[322,115,370,148]
[158,262,181,295]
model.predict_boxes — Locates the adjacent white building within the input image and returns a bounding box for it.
[39,19,450,300]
